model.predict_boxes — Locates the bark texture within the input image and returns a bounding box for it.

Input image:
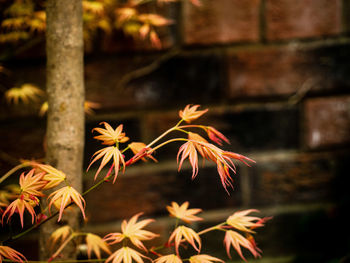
[40,0,84,260]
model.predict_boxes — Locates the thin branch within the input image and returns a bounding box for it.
[49,234,75,262]
[146,119,183,148]
[0,151,21,166]
[0,162,31,185]
[117,49,180,90]
[288,78,315,105]
[0,36,45,62]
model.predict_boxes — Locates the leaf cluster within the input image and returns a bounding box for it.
[0,105,271,263]
[0,0,198,50]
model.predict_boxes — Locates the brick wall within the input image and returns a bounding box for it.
[1,1,350,262]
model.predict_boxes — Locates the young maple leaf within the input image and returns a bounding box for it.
[218,152,255,193]
[5,84,44,105]
[28,14,46,33]
[92,122,129,146]
[223,230,261,262]
[3,17,27,30]
[149,30,161,49]
[139,24,150,39]
[205,126,230,146]
[222,151,256,167]
[179,105,208,123]
[105,247,147,263]
[87,146,125,183]
[177,135,236,192]
[187,132,216,161]
[49,225,73,249]
[168,226,201,255]
[104,213,158,251]
[226,209,264,233]
[154,254,182,263]
[189,255,223,263]
[178,136,255,194]
[166,201,202,223]
[31,163,66,189]
[2,195,37,228]
[47,186,86,222]
[30,11,46,32]
[138,14,173,27]
[84,101,101,115]
[128,142,157,163]
[19,169,47,197]
[215,159,234,193]
[86,233,111,259]
[115,7,138,24]
[177,141,198,179]
[40,100,100,116]
[0,245,27,263]
[39,101,48,116]
[82,0,105,15]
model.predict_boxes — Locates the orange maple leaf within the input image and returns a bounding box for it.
[47,186,86,222]
[166,201,202,224]
[87,146,125,183]
[92,122,129,146]
[189,254,223,263]
[105,247,148,263]
[0,246,27,263]
[19,169,47,197]
[154,254,182,263]
[104,213,158,251]
[168,226,201,255]
[2,195,37,228]
[86,233,111,259]
[179,105,208,123]
[224,230,261,262]
[49,225,73,249]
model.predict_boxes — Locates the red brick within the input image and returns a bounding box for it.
[183,0,260,45]
[266,0,342,40]
[228,46,309,97]
[344,0,350,33]
[227,43,350,98]
[250,154,336,206]
[220,107,299,151]
[304,96,350,149]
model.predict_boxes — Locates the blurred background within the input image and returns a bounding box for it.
[0,0,350,262]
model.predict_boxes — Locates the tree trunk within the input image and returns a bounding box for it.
[40,0,84,260]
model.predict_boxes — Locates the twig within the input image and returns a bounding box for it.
[288,78,315,105]
[0,36,45,62]
[0,162,30,185]
[0,151,20,166]
[117,49,180,90]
